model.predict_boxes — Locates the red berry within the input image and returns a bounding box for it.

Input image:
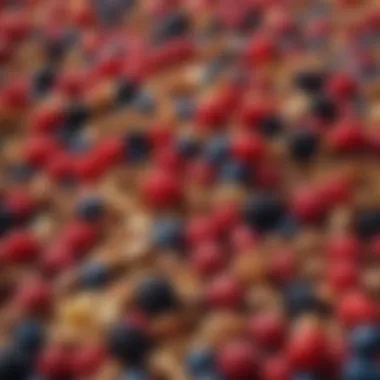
[0,35,12,63]
[327,73,356,99]
[14,278,51,312]
[37,346,72,378]
[245,34,276,64]
[255,160,280,189]
[75,153,107,182]
[186,159,215,185]
[318,175,351,206]
[140,169,181,208]
[185,215,219,246]
[195,97,227,130]
[0,230,39,263]
[290,186,327,222]
[1,79,28,108]
[57,71,86,97]
[371,234,380,258]
[206,275,242,308]
[60,221,98,255]
[40,244,74,275]
[6,190,34,220]
[230,132,264,162]
[236,100,272,129]
[96,52,123,78]
[336,291,377,327]
[248,312,285,349]
[262,356,291,380]
[0,11,31,40]
[229,224,258,252]
[148,122,173,150]
[326,234,360,262]
[269,248,296,283]
[95,137,124,166]
[211,202,239,234]
[217,340,257,378]
[327,260,359,292]
[71,345,105,375]
[286,324,327,370]
[29,104,63,134]
[327,120,364,152]
[46,152,75,181]
[23,136,60,167]
[154,147,184,173]
[190,241,224,276]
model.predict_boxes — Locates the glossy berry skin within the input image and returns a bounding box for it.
[60,221,98,255]
[262,356,291,380]
[248,312,285,350]
[140,169,181,208]
[71,345,104,376]
[13,319,44,354]
[13,279,51,313]
[75,195,104,221]
[151,216,183,250]
[124,131,151,162]
[78,262,109,289]
[326,234,360,262]
[190,241,224,276]
[354,209,380,238]
[205,275,242,308]
[341,358,380,380]
[286,324,327,371]
[242,193,284,232]
[336,291,377,327]
[185,216,219,247]
[37,346,72,379]
[217,340,257,379]
[348,324,380,357]
[107,323,150,364]
[40,244,74,275]
[288,130,319,160]
[293,70,326,94]
[230,133,264,162]
[29,105,63,134]
[23,136,60,167]
[0,231,39,263]
[186,347,215,377]
[134,276,178,315]
[0,346,30,380]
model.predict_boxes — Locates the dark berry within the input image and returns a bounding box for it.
[310,95,337,121]
[116,78,138,105]
[134,276,178,315]
[354,209,380,238]
[0,346,31,380]
[79,262,109,289]
[62,101,90,132]
[349,325,380,358]
[153,11,190,43]
[151,216,183,250]
[293,70,326,93]
[242,193,284,232]
[13,320,44,354]
[259,115,283,137]
[289,130,319,160]
[75,195,104,221]
[186,347,215,376]
[218,160,250,183]
[31,66,56,97]
[107,323,150,364]
[124,131,151,162]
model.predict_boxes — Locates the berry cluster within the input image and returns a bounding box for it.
[0,0,379,379]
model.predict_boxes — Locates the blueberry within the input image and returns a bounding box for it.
[66,133,90,153]
[203,136,228,165]
[62,102,90,132]
[31,66,56,97]
[7,162,34,182]
[277,214,298,236]
[176,136,200,158]
[186,347,215,376]
[293,70,326,93]
[293,373,320,380]
[174,97,195,120]
[238,8,261,32]
[153,11,190,43]
[132,91,155,114]
[116,78,138,105]
[107,323,150,364]
[219,160,250,183]
[0,346,31,380]
[349,325,380,357]
[134,276,178,315]
[121,368,148,380]
[124,131,150,162]
[0,206,14,236]
[283,281,329,317]
[342,357,380,380]
[288,130,319,160]
[13,320,44,354]
[310,95,337,121]
[75,195,104,220]
[151,216,183,250]
[259,115,283,137]
[354,209,380,238]
[79,262,109,289]
[242,193,284,232]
